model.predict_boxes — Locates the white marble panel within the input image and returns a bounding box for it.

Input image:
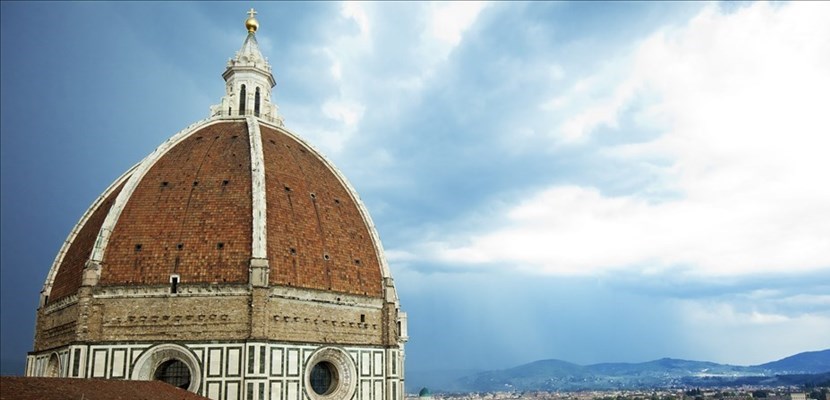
[228,347,241,376]
[92,349,107,378]
[111,349,126,378]
[226,381,240,400]
[270,347,283,376]
[361,380,372,400]
[270,381,283,400]
[287,381,299,400]
[287,349,299,376]
[60,352,69,377]
[209,348,223,376]
[207,381,222,400]
[373,380,383,400]
[130,348,141,367]
[373,352,383,376]
[361,352,371,376]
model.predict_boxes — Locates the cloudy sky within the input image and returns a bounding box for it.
[2,1,829,377]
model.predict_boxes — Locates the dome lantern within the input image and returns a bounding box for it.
[210,9,283,126]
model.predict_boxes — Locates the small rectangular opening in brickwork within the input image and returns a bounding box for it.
[290,247,297,255]
[170,275,179,294]
[232,135,238,139]
[222,180,229,186]
[284,186,291,192]
[177,243,184,250]
[323,253,330,260]
[354,259,360,265]
[334,198,340,204]
[135,244,142,252]
[217,242,225,250]
[193,181,199,186]
[161,181,169,187]
[360,314,365,323]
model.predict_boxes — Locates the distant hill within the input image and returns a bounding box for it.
[757,349,830,374]
[442,349,830,393]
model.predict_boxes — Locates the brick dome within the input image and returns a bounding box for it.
[30,15,406,399]
[44,118,386,304]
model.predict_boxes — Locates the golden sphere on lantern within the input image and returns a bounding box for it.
[245,8,259,33]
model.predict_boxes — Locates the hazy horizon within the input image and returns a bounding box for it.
[3,347,827,377]
[2,2,829,375]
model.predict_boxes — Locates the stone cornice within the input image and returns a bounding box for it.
[42,294,79,314]
[93,283,250,299]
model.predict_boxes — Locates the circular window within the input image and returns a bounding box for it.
[304,347,357,400]
[154,359,191,389]
[131,344,201,393]
[310,361,338,395]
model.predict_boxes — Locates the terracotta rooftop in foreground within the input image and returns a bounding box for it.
[0,377,210,400]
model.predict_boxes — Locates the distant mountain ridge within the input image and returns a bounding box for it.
[438,349,830,393]
[757,349,830,374]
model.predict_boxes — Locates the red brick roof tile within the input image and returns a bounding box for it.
[0,377,209,400]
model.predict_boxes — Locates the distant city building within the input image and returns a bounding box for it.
[26,9,408,400]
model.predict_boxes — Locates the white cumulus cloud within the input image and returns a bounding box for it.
[419,2,830,279]
[677,300,830,364]
[428,1,489,47]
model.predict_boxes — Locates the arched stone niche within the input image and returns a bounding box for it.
[45,353,61,377]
